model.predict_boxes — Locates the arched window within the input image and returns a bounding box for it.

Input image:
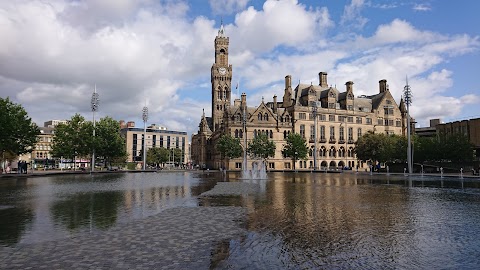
[329,146,336,157]
[235,129,239,138]
[320,146,326,157]
[264,113,268,121]
[258,113,263,121]
[269,130,273,138]
[239,130,243,138]
[285,115,290,123]
[254,130,257,138]
[284,130,287,139]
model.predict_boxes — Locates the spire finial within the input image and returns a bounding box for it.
[218,19,225,37]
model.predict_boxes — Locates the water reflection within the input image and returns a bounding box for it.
[50,191,123,231]
[0,172,214,247]
[1,171,480,269]
[216,172,480,269]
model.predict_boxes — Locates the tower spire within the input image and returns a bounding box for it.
[218,19,225,37]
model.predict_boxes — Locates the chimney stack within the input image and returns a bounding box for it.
[346,81,354,92]
[379,79,387,93]
[241,93,247,109]
[273,95,278,113]
[319,72,328,87]
[285,75,291,89]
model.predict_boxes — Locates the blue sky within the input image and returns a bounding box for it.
[0,0,479,136]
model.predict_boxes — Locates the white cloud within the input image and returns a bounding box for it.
[341,0,368,29]
[209,0,250,15]
[231,0,333,53]
[0,0,478,137]
[413,3,431,12]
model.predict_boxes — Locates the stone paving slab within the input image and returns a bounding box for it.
[0,206,247,270]
[200,182,260,196]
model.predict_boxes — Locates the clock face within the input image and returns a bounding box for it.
[218,67,227,75]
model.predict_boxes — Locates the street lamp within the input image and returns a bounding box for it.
[142,106,148,171]
[312,101,320,171]
[91,85,99,172]
[404,76,413,174]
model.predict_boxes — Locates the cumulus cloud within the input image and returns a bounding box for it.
[231,0,333,53]
[209,0,250,15]
[0,0,478,136]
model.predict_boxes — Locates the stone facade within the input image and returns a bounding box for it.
[191,24,408,171]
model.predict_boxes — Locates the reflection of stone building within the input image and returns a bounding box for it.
[191,24,408,171]
[120,121,189,164]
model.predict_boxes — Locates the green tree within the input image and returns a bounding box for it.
[442,133,474,162]
[51,114,93,161]
[95,117,127,166]
[170,148,182,163]
[281,133,308,171]
[247,133,276,160]
[217,134,243,169]
[0,98,40,162]
[147,147,170,167]
[355,132,384,163]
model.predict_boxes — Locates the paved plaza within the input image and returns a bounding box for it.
[0,206,247,269]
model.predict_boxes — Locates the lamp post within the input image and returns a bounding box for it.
[91,85,99,172]
[142,106,148,171]
[312,101,319,171]
[404,77,413,174]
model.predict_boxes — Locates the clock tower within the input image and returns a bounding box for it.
[211,22,232,132]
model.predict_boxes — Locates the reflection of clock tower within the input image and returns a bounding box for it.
[211,22,232,132]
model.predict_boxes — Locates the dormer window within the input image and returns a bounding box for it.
[329,92,336,98]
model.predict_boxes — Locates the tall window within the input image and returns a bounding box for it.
[264,113,269,121]
[310,125,315,140]
[357,128,362,139]
[339,126,344,141]
[300,125,305,138]
[320,126,325,140]
[258,113,263,121]
[348,127,353,140]
[330,126,335,140]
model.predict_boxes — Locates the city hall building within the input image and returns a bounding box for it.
[191,24,409,171]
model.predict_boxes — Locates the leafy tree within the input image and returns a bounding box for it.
[414,133,474,163]
[247,133,276,160]
[281,133,308,171]
[170,148,182,163]
[217,134,243,169]
[147,147,170,167]
[0,97,39,161]
[51,114,93,161]
[442,133,474,162]
[95,117,127,166]
[355,132,385,163]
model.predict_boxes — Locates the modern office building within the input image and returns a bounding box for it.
[120,122,189,165]
[191,23,409,171]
